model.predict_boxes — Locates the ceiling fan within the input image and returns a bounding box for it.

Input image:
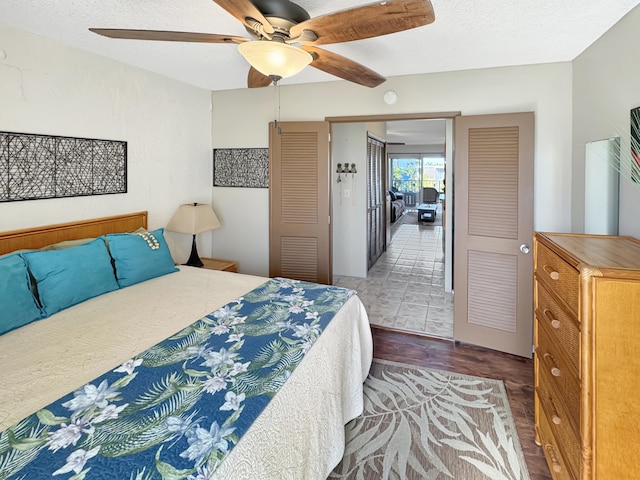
[89,0,435,88]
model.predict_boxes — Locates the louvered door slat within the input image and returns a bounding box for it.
[468,126,519,239]
[281,237,318,282]
[281,133,319,224]
[468,250,517,332]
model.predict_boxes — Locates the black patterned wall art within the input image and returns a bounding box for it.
[0,131,127,202]
[213,148,268,188]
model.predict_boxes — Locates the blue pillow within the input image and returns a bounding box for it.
[106,228,177,288]
[0,254,43,335]
[22,238,119,317]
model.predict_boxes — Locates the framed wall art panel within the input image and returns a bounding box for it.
[0,131,127,202]
[213,148,268,188]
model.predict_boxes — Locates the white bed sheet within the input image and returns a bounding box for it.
[0,267,373,479]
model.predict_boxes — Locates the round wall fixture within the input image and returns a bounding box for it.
[383,90,397,105]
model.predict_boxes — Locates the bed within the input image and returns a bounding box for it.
[0,212,373,479]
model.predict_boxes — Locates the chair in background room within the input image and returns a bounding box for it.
[423,187,439,204]
[417,187,439,222]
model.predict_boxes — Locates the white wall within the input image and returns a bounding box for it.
[332,123,367,277]
[209,89,272,275]
[387,144,444,155]
[365,122,387,141]
[572,4,640,237]
[0,25,213,262]
[331,122,386,278]
[212,62,573,276]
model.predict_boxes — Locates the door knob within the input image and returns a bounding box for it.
[520,244,531,254]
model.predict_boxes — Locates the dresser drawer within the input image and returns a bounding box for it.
[535,282,580,377]
[537,369,580,478]
[536,395,576,480]
[535,242,580,316]
[536,325,580,419]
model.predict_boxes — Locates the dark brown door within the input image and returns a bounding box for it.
[367,134,385,269]
[269,121,332,284]
[453,112,535,358]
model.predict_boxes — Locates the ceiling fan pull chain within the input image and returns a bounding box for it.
[277,80,281,127]
[273,78,282,135]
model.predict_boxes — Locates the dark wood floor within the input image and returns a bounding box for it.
[372,326,552,480]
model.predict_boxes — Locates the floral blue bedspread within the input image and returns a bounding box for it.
[0,278,355,480]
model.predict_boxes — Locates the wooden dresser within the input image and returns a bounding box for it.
[533,232,640,480]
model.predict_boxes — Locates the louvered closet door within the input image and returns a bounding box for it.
[453,113,534,358]
[367,135,385,270]
[269,121,331,284]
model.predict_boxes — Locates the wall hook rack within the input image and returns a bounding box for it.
[336,163,357,174]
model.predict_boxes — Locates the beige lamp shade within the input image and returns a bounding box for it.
[238,41,313,79]
[166,203,221,235]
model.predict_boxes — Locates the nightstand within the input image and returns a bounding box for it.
[199,257,237,272]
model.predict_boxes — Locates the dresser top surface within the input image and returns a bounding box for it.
[536,232,640,270]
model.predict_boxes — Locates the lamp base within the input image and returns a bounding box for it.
[184,234,204,267]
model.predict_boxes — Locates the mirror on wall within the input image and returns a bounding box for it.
[584,137,620,235]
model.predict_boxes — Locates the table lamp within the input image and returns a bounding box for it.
[166,203,221,267]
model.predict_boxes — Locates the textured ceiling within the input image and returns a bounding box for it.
[1,0,638,145]
[1,0,638,93]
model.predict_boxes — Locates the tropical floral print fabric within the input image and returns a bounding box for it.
[0,278,354,480]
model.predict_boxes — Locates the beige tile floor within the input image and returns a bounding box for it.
[334,210,454,339]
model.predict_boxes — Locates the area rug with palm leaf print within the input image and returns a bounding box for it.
[330,359,530,480]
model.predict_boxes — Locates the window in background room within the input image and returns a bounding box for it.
[421,155,445,195]
[389,155,445,206]
[390,157,420,207]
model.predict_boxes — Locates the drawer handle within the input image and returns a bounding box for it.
[543,309,561,329]
[543,264,560,281]
[543,353,561,377]
[544,444,563,473]
[548,396,562,425]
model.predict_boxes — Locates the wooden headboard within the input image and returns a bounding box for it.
[0,211,148,255]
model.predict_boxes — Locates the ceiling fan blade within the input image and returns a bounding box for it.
[248,67,273,88]
[302,46,385,88]
[213,0,274,34]
[290,0,434,45]
[89,28,247,44]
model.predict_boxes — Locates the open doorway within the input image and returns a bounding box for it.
[331,115,455,339]
[271,111,533,354]
[386,118,452,294]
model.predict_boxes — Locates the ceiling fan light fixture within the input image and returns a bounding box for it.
[238,41,312,79]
